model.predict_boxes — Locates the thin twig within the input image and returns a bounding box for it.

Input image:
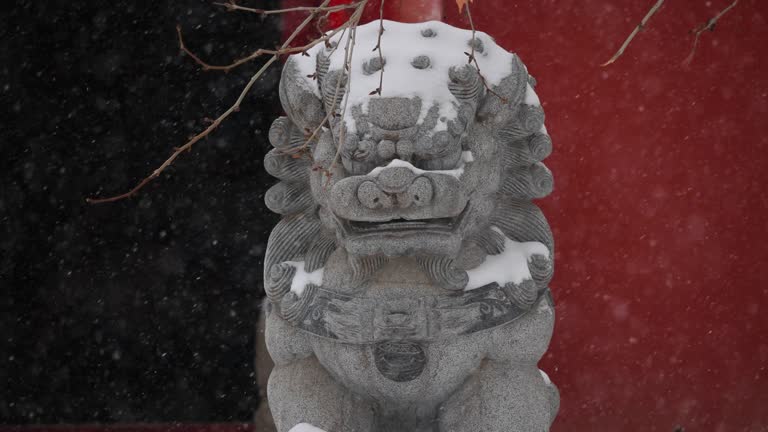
[328,2,367,177]
[314,12,329,42]
[87,59,278,204]
[214,1,360,16]
[87,0,333,204]
[283,25,353,158]
[683,0,739,65]
[601,0,665,67]
[370,0,386,96]
[176,19,349,73]
[465,2,507,103]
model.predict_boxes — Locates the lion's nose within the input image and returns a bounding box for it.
[357,168,434,209]
[377,167,413,193]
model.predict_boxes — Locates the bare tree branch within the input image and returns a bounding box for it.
[370,0,386,96]
[465,2,507,103]
[683,0,739,65]
[601,0,665,67]
[282,26,354,159]
[328,2,368,177]
[214,1,361,16]
[87,0,335,204]
[175,13,354,73]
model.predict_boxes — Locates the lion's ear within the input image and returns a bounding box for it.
[479,54,552,202]
[279,57,326,132]
[477,55,530,126]
[265,94,318,218]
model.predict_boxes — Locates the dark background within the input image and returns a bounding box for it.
[1,0,281,423]
[3,0,768,430]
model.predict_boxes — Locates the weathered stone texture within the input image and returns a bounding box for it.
[262,20,558,432]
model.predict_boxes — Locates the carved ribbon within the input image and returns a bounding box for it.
[273,283,551,344]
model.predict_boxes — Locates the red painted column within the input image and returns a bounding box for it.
[282,1,768,430]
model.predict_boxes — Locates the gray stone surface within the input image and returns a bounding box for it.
[262,20,558,432]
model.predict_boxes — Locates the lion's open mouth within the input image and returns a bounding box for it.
[348,217,455,233]
[342,205,468,235]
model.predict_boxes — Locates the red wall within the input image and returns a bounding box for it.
[289,1,768,430]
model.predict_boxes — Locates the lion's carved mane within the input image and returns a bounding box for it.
[264,19,554,336]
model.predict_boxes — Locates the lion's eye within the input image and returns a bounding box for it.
[353,148,370,161]
[342,139,378,175]
[418,152,462,170]
[416,132,450,157]
[414,132,462,170]
[357,140,376,156]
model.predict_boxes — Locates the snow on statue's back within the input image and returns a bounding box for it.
[264,19,559,432]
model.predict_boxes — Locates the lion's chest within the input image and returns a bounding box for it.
[306,272,490,404]
[310,325,487,406]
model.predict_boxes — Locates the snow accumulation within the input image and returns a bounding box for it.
[288,424,327,432]
[282,217,546,295]
[282,261,324,296]
[525,82,540,105]
[367,151,474,179]
[539,369,552,385]
[292,20,526,134]
[464,227,549,291]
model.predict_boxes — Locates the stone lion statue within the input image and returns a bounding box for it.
[263,20,558,432]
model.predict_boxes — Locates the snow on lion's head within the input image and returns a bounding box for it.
[264,21,554,306]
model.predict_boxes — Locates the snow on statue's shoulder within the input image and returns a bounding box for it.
[281,261,324,296]
[291,20,520,135]
[465,227,549,291]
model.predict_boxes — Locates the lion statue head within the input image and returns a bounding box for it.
[264,20,554,313]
